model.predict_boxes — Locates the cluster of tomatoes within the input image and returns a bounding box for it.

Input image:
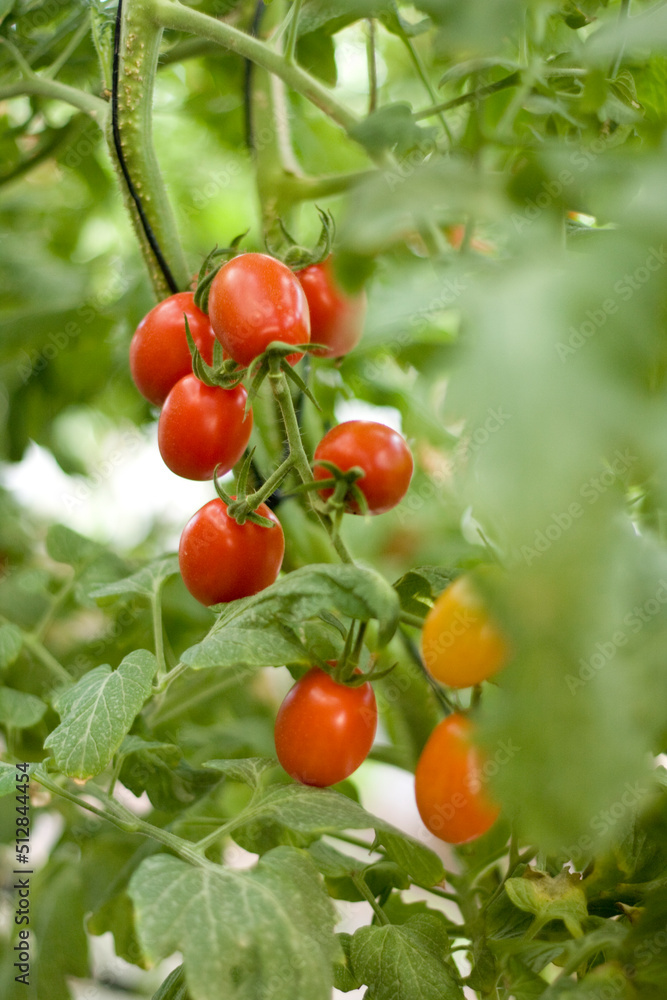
[129,248,508,846]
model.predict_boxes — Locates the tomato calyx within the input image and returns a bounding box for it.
[265,207,335,271]
[312,458,368,514]
[193,233,249,313]
[183,315,247,390]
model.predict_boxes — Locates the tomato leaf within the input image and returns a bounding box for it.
[128,848,337,1000]
[0,760,36,797]
[349,914,464,999]
[505,870,588,938]
[183,563,400,670]
[90,556,180,602]
[0,623,23,668]
[44,650,157,779]
[394,566,458,618]
[203,757,277,788]
[234,782,445,885]
[0,686,47,728]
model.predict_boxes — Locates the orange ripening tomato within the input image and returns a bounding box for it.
[420,575,508,688]
[415,713,500,844]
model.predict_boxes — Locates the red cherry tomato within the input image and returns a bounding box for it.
[178,498,284,606]
[208,253,310,368]
[313,420,413,515]
[414,713,500,844]
[129,292,215,406]
[274,666,377,786]
[420,575,508,689]
[157,374,252,481]
[296,258,366,358]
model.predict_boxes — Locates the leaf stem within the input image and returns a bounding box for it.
[351,872,390,925]
[283,0,304,65]
[270,368,354,564]
[0,76,107,117]
[152,0,360,134]
[22,633,72,687]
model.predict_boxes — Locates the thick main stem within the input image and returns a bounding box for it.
[109,0,190,297]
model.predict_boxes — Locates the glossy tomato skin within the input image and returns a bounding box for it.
[130,292,215,406]
[313,420,413,515]
[158,374,252,481]
[296,258,366,358]
[178,498,284,606]
[208,253,310,368]
[275,667,377,786]
[421,575,508,688]
[415,713,500,844]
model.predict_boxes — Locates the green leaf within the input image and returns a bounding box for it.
[0,686,47,728]
[203,757,277,788]
[501,956,549,998]
[150,966,190,1000]
[46,523,103,566]
[505,870,588,938]
[394,566,457,618]
[350,914,464,1000]
[298,0,394,37]
[0,761,36,797]
[240,782,445,885]
[183,563,400,671]
[44,650,157,779]
[90,555,180,601]
[120,738,221,812]
[129,848,337,1000]
[296,29,337,86]
[349,104,437,157]
[0,624,23,668]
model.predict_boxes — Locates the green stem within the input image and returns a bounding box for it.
[44,14,92,80]
[109,0,190,297]
[153,659,188,694]
[366,19,378,113]
[0,76,107,117]
[413,72,520,121]
[284,0,304,65]
[399,30,453,143]
[33,574,76,643]
[352,872,390,925]
[152,0,360,133]
[399,611,424,628]
[22,634,72,687]
[194,811,254,854]
[240,455,296,513]
[151,590,167,680]
[34,768,216,871]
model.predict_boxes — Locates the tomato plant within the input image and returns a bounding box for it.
[296,258,367,358]
[313,420,413,514]
[274,666,377,787]
[414,713,500,845]
[178,497,285,606]
[157,374,252,480]
[208,253,310,367]
[420,575,509,688]
[129,292,215,405]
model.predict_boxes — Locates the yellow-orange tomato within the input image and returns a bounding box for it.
[420,575,508,688]
[415,713,500,844]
